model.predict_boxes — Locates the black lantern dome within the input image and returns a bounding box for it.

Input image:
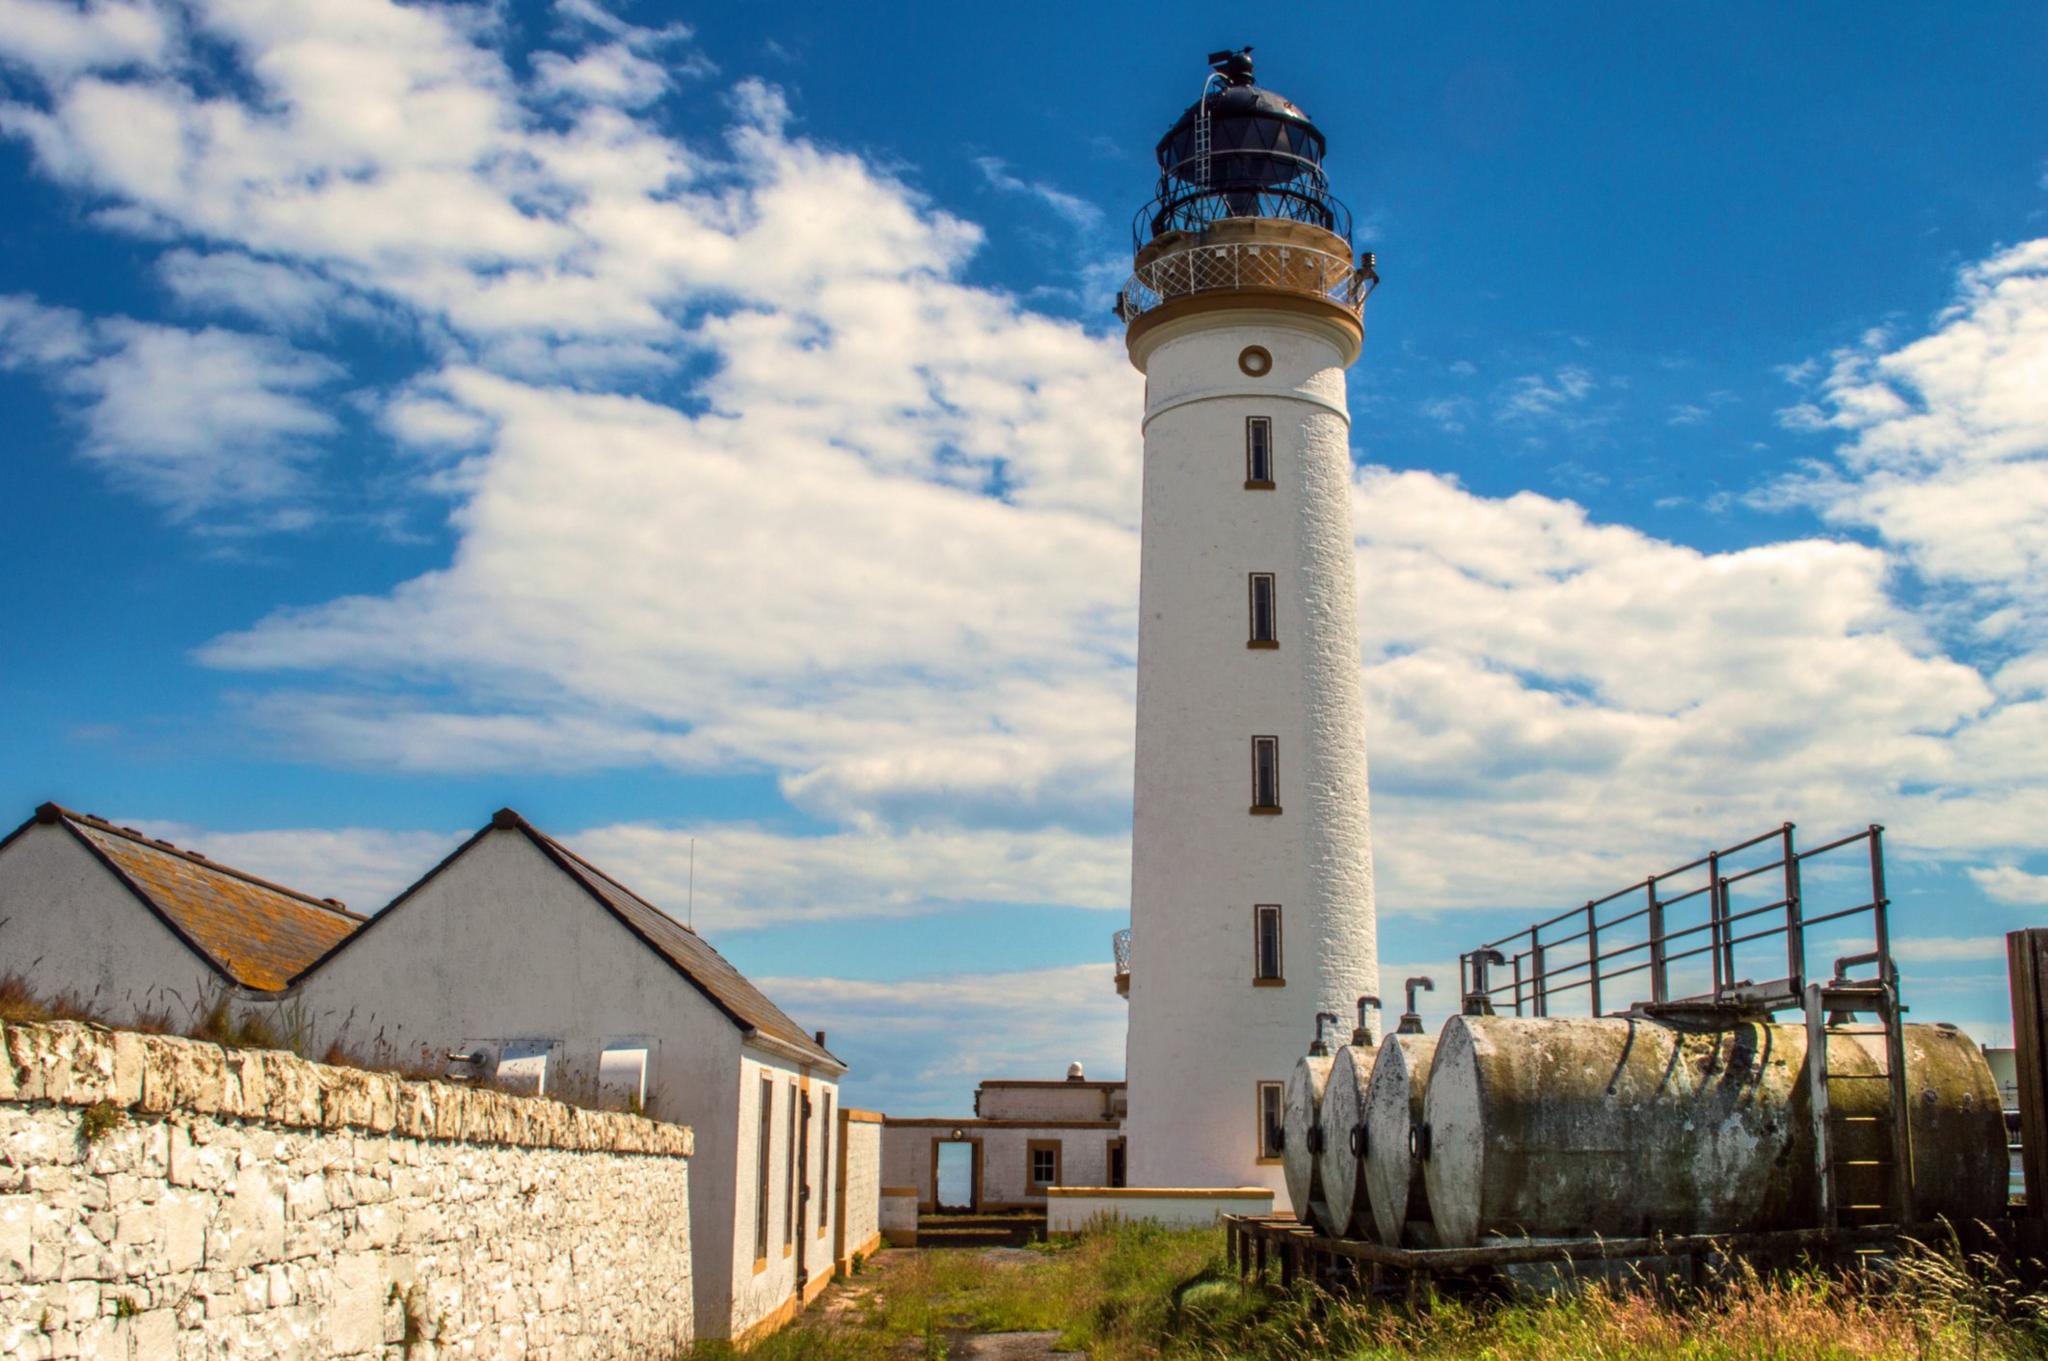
[1138,48,1349,245]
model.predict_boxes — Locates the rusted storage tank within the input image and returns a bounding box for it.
[1282,1049,1336,1232]
[1424,1016,2004,1247]
[1364,1030,1438,1246]
[1315,1041,1375,1239]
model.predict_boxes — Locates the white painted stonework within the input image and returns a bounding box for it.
[285,826,842,1341]
[1046,1187,1275,1233]
[1123,308,1379,1208]
[0,824,224,1027]
[0,1019,693,1359]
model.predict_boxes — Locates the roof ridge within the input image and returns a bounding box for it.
[38,803,367,922]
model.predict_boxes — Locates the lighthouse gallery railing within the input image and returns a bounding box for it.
[1116,240,1374,324]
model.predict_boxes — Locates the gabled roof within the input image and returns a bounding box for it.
[3,803,366,992]
[292,808,844,1072]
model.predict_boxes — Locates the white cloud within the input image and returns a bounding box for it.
[1890,934,2010,964]
[157,249,367,332]
[0,295,340,520]
[759,964,1126,1114]
[0,0,170,82]
[1971,865,2048,907]
[973,156,1103,231]
[1497,364,1595,422]
[1763,240,2048,638]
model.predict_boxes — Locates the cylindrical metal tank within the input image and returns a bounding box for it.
[1364,1031,1438,1247]
[1424,1016,2004,1247]
[1314,1041,1373,1240]
[1282,1052,1335,1232]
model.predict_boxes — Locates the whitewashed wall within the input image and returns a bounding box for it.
[0,1020,693,1359]
[0,824,224,1029]
[836,1110,882,1268]
[1124,306,1380,1207]
[1047,1188,1273,1232]
[287,828,838,1341]
[976,1082,1123,1122]
[727,1046,843,1340]
[882,1120,1123,1210]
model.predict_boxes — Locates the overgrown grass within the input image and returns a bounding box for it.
[702,1223,2048,1361]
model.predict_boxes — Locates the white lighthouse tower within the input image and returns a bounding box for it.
[1115,49,1380,1205]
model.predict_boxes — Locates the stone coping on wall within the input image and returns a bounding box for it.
[0,1019,692,1157]
[842,1107,886,1123]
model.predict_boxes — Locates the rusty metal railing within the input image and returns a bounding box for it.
[1459,823,1894,1019]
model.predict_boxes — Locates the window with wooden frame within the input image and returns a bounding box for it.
[1245,417,1274,488]
[1254,904,1284,984]
[1248,573,1277,647]
[1251,736,1281,813]
[818,1092,834,1238]
[784,1082,800,1253]
[754,1077,774,1262]
[1257,1081,1285,1162]
[1027,1139,1062,1190]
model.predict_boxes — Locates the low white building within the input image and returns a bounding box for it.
[0,802,362,1024]
[883,1070,1126,1213]
[283,808,848,1343]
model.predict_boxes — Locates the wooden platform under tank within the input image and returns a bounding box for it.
[1221,1213,1981,1291]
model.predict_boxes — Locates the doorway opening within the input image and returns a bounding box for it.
[935,1139,978,1212]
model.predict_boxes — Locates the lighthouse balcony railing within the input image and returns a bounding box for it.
[1112,928,1132,997]
[1116,238,1373,324]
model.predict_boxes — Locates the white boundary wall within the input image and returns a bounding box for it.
[0,1020,693,1359]
[1046,1187,1275,1233]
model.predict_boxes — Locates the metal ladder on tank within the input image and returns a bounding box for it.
[1804,950,1915,1231]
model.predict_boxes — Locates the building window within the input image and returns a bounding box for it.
[819,1092,834,1238]
[1254,905,1283,983]
[1257,1081,1285,1162]
[785,1081,799,1251]
[1248,574,1277,647]
[1251,736,1281,813]
[1245,417,1273,487]
[1027,1140,1062,1190]
[755,1078,774,1260]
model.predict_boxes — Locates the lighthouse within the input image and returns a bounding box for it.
[1115,48,1380,1204]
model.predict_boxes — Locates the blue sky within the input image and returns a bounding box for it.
[2,0,2045,1114]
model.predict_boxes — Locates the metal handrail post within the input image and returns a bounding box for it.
[1868,825,1892,984]
[1647,879,1668,1004]
[1781,823,1804,994]
[1586,903,1602,1017]
[1531,939,1548,1018]
[1707,850,1724,997]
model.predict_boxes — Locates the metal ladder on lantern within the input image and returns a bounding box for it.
[1804,949,1915,1231]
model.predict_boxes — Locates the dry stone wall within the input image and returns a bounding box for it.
[0,1020,693,1359]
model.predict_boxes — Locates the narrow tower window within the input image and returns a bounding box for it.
[754,1077,774,1260]
[1254,905,1283,983]
[1251,736,1281,813]
[1257,1081,1284,1162]
[1245,417,1274,488]
[1248,573,1277,647]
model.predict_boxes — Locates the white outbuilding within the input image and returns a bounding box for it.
[0,801,362,1024]
[286,808,851,1343]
